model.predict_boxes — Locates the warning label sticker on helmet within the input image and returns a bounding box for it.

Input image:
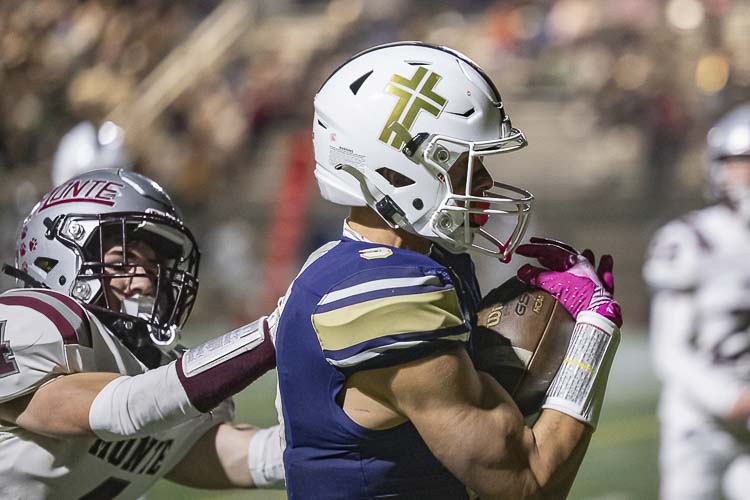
[329,146,366,170]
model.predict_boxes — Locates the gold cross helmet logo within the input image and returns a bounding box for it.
[378,67,448,150]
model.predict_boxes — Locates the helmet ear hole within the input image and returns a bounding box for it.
[34,257,58,273]
[376,167,415,188]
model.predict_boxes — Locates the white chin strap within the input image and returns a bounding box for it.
[120,295,177,347]
[120,294,155,319]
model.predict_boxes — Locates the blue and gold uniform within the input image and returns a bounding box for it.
[276,228,482,499]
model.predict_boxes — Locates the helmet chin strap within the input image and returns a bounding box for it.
[336,163,409,229]
[1,264,47,288]
[120,295,155,321]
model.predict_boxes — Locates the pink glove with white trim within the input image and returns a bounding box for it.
[515,237,622,327]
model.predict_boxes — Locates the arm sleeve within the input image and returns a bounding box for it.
[0,289,91,403]
[312,265,471,373]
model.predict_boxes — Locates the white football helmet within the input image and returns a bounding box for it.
[706,102,750,217]
[313,42,533,260]
[52,121,131,187]
[6,169,199,366]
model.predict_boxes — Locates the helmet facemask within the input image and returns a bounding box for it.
[401,125,533,261]
[52,211,199,364]
[6,169,200,368]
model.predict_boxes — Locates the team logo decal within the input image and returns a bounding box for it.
[379,67,447,150]
[39,179,124,211]
[358,247,393,260]
[0,321,20,378]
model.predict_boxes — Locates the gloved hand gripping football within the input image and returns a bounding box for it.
[511,237,622,428]
[515,237,622,327]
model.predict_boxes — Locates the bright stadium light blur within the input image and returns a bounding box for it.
[666,0,705,30]
[695,52,730,94]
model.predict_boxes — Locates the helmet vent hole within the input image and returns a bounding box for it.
[317,119,328,129]
[405,61,431,66]
[376,167,415,187]
[349,70,373,95]
[34,257,58,273]
[446,107,475,118]
[413,199,424,210]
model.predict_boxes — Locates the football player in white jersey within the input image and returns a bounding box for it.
[644,103,750,500]
[0,168,284,499]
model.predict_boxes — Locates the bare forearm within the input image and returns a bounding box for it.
[166,423,258,489]
[453,375,590,499]
[6,372,120,436]
[528,409,592,498]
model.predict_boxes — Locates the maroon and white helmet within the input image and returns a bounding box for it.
[10,169,199,355]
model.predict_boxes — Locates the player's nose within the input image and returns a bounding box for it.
[123,268,155,298]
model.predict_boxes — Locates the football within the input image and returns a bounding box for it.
[473,277,574,416]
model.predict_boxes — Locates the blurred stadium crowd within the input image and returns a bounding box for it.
[1,0,749,330]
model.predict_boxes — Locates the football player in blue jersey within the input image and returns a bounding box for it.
[272,42,623,499]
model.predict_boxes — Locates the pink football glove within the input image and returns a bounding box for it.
[515,237,622,327]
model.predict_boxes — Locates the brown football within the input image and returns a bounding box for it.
[473,277,574,416]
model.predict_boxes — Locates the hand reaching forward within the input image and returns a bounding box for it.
[515,237,623,327]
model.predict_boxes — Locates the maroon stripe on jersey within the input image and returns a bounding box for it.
[0,296,79,345]
[32,289,87,321]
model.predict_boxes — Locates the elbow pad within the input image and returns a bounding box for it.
[89,317,276,440]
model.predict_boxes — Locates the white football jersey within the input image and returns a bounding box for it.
[644,204,750,418]
[0,288,232,500]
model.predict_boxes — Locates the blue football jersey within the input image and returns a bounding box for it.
[276,237,482,499]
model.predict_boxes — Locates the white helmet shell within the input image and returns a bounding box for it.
[706,103,750,220]
[52,121,131,187]
[313,42,532,259]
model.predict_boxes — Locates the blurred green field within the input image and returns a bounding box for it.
[148,326,660,500]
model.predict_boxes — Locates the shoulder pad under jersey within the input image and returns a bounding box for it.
[0,288,92,403]
[311,247,470,373]
[643,216,709,291]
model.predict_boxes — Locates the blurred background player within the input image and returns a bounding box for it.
[643,103,750,500]
[0,168,284,498]
[51,121,132,187]
[274,42,622,499]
